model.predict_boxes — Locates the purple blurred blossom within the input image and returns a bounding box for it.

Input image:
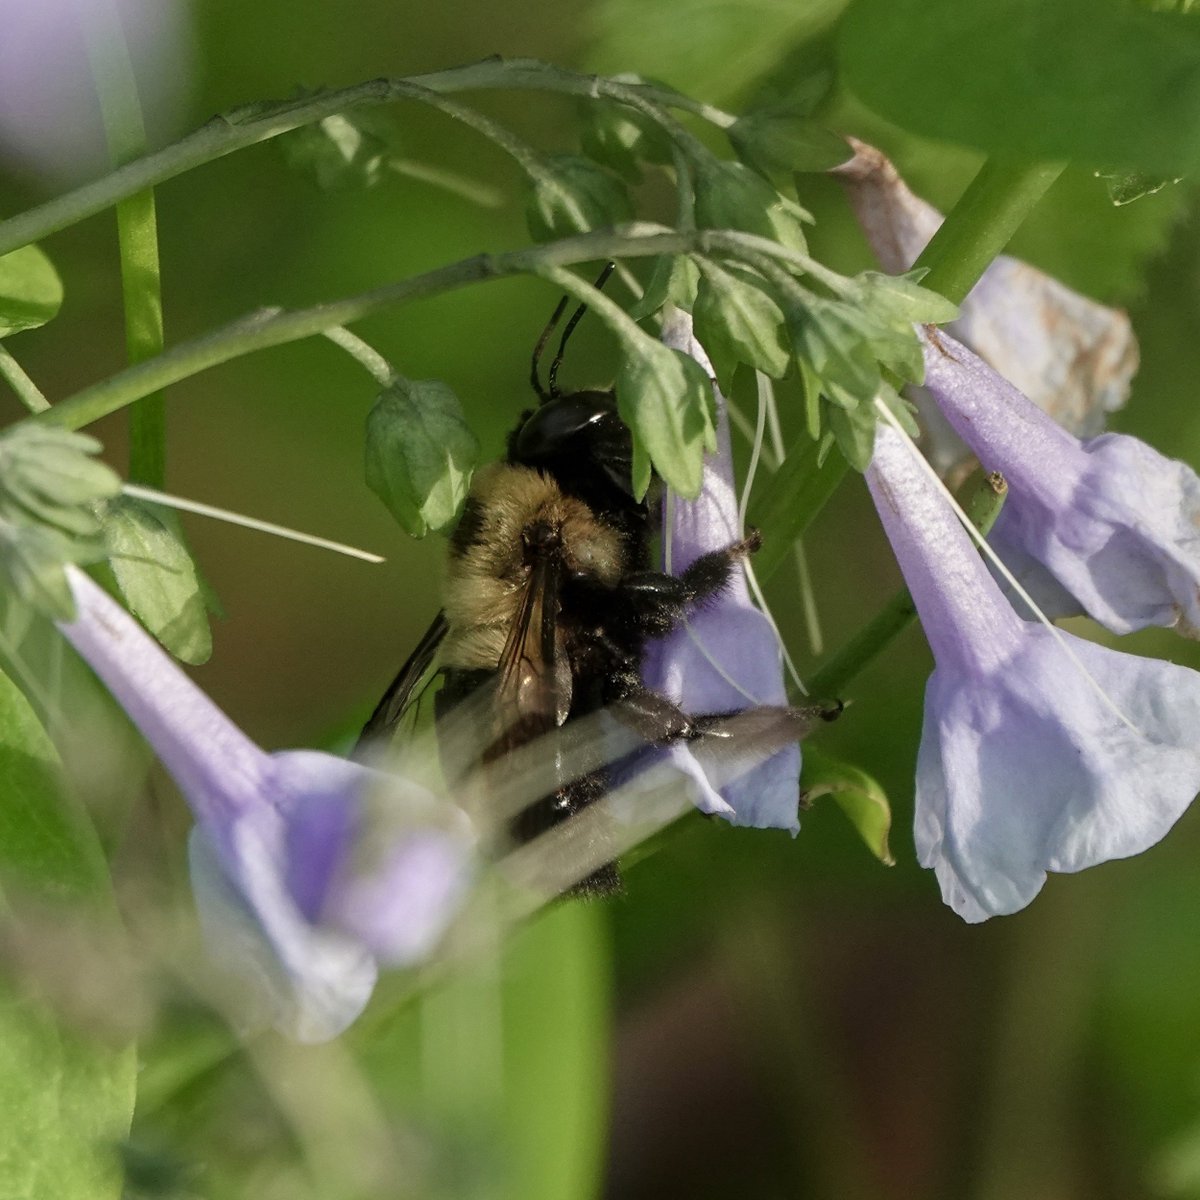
[0,0,192,179]
[58,566,473,1041]
[641,309,801,832]
[833,138,1138,475]
[922,329,1200,638]
[867,421,1200,921]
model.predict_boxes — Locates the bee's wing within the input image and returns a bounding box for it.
[487,550,572,760]
[354,610,449,754]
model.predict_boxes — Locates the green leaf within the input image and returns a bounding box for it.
[578,98,674,182]
[693,160,809,252]
[280,111,393,190]
[628,253,698,322]
[525,154,634,242]
[0,667,136,1200]
[616,338,714,498]
[0,245,63,337]
[365,378,479,537]
[103,497,212,666]
[839,0,1200,174]
[693,259,791,385]
[801,744,894,865]
[787,294,882,408]
[852,270,960,326]
[728,108,851,178]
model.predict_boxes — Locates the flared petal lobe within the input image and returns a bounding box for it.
[642,310,801,831]
[59,567,472,1040]
[867,423,1200,921]
[922,330,1200,638]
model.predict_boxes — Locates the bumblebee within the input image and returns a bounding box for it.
[360,277,825,893]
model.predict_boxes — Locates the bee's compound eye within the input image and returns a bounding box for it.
[513,391,618,462]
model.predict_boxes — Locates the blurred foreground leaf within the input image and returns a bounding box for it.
[839,0,1200,173]
[0,667,135,1199]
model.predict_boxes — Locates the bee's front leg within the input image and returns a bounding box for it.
[615,529,762,637]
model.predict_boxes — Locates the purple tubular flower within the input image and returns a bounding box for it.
[867,421,1200,921]
[58,567,472,1042]
[921,329,1200,638]
[641,309,802,832]
[833,138,1138,474]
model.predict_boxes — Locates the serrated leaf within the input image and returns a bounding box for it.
[103,497,212,666]
[616,338,713,497]
[0,666,135,1200]
[525,154,634,242]
[728,108,851,178]
[801,744,894,865]
[787,295,882,407]
[0,245,63,337]
[365,378,479,537]
[693,259,790,383]
[693,160,809,253]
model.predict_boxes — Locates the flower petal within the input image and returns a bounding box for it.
[644,309,801,831]
[923,330,1200,636]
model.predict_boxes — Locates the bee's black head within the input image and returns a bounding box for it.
[508,389,637,507]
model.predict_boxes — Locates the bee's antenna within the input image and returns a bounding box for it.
[531,293,571,403]
[541,261,617,401]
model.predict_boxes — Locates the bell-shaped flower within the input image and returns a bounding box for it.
[922,329,1200,638]
[866,420,1200,922]
[833,138,1138,474]
[58,566,473,1041]
[640,309,802,831]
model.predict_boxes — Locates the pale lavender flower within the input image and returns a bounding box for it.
[641,309,802,831]
[58,566,473,1041]
[833,139,1138,475]
[867,421,1200,920]
[922,329,1200,638]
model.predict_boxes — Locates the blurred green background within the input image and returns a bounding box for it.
[4,1,1200,1198]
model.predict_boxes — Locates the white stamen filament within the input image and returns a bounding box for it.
[120,484,385,564]
[872,397,1142,735]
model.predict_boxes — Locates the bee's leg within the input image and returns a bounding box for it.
[608,683,702,744]
[615,530,762,637]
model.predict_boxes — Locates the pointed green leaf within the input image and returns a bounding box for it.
[365,378,479,537]
[629,253,698,322]
[616,337,713,498]
[0,245,63,337]
[579,98,673,182]
[801,744,894,865]
[103,497,212,665]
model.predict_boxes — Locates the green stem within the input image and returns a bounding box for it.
[808,472,1008,698]
[0,59,729,259]
[83,0,166,487]
[30,225,706,432]
[0,344,50,413]
[912,158,1066,305]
